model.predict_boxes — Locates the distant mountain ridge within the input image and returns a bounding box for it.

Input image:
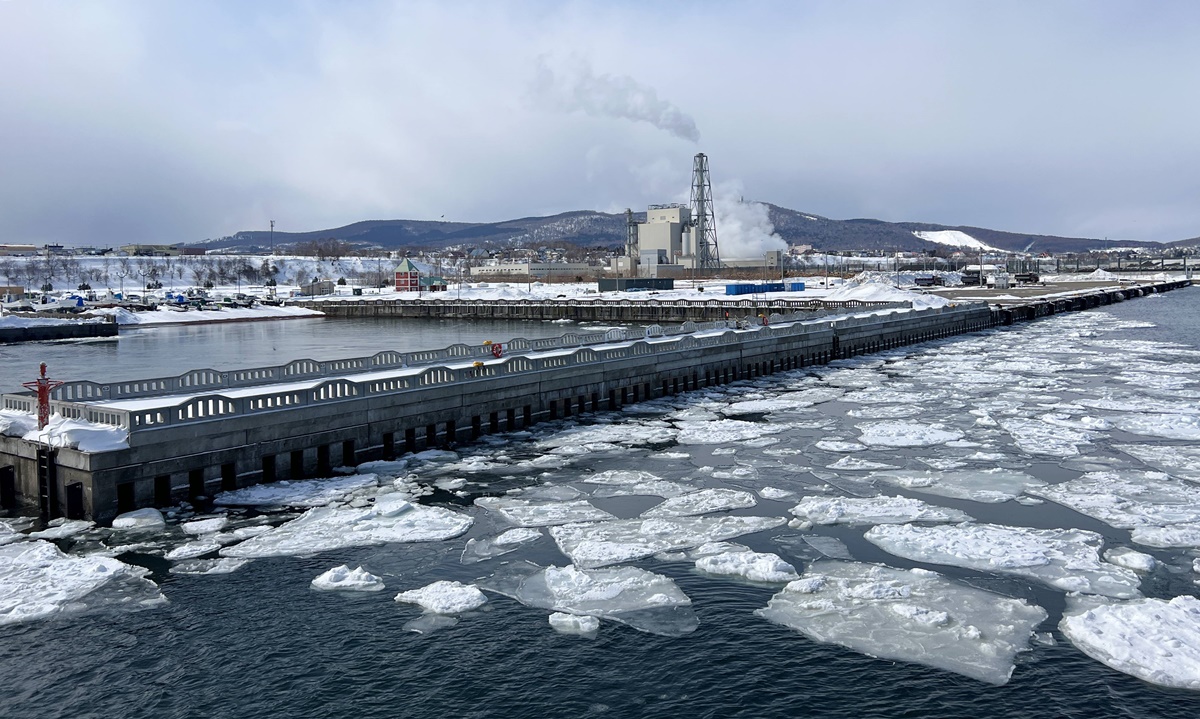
[204,204,1188,255]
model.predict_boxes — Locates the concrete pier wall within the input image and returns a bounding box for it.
[0,279,1190,522]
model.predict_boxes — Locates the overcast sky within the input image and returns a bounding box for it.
[3,0,1198,246]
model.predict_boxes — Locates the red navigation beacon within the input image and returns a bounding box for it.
[21,363,64,431]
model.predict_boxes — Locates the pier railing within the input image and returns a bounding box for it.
[29,303,911,406]
[2,301,961,434]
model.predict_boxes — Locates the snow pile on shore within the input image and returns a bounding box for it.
[824,282,952,309]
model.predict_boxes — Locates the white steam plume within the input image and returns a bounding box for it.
[530,56,700,143]
[714,183,787,260]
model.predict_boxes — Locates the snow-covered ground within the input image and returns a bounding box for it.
[84,304,323,326]
[912,230,1002,252]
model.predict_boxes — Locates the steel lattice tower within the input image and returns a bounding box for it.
[689,153,721,270]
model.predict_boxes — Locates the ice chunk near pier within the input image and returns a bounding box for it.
[549,515,786,569]
[165,540,221,560]
[312,565,385,592]
[394,580,487,614]
[640,488,757,518]
[865,523,1141,598]
[111,508,165,530]
[0,540,166,626]
[1115,414,1200,441]
[870,469,1045,504]
[460,527,542,564]
[479,562,696,636]
[789,496,972,526]
[856,421,964,448]
[220,502,472,559]
[1028,471,1200,530]
[675,419,787,445]
[695,549,799,583]
[168,558,249,575]
[181,517,228,535]
[214,474,381,509]
[1060,594,1200,690]
[756,561,1047,685]
[473,497,614,527]
[30,519,94,540]
[549,612,600,638]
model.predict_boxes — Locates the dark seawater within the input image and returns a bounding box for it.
[0,317,595,394]
[4,288,1200,719]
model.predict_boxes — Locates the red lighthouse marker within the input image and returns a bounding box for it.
[22,363,64,431]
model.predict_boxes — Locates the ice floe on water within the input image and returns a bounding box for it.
[165,540,221,560]
[0,540,166,626]
[221,500,472,558]
[214,474,381,508]
[181,517,228,535]
[1116,443,1200,480]
[695,549,799,583]
[1115,414,1200,441]
[1130,524,1200,549]
[789,496,972,526]
[549,611,599,638]
[549,516,786,568]
[640,488,757,518]
[312,565,385,592]
[675,419,787,445]
[827,457,897,471]
[460,528,542,564]
[30,519,94,540]
[111,508,166,530]
[1029,471,1200,530]
[168,558,249,575]
[1103,547,1156,573]
[759,487,795,501]
[814,440,866,453]
[755,561,1048,685]
[395,580,487,614]
[856,421,964,448]
[479,562,696,636]
[865,523,1141,598]
[535,423,678,450]
[473,497,614,527]
[997,418,1095,457]
[1060,594,1200,690]
[870,469,1046,504]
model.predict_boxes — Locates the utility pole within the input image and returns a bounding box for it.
[270,220,275,256]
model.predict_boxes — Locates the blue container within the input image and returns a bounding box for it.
[788,282,806,291]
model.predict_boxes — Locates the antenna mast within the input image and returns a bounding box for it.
[690,153,721,270]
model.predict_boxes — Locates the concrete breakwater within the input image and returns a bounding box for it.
[294,296,909,323]
[0,317,118,344]
[0,279,1189,522]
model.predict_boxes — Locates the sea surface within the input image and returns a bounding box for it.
[3,289,1200,719]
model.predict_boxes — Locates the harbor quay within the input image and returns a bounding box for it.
[0,280,1189,523]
